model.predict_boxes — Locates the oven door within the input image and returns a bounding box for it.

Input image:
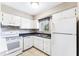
[6,37,23,54]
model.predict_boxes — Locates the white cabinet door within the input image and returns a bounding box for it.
[24,37,33,50]
[33,37,39,48]
[13,15,21,26]
[2,13,21,26]
[2,13,13,26]
[52,34,76,56]
[37,37,43,51]
[33,36,43,51]
[27,37,33,48]
[20,18,32,29]
[33,20,39,29]
[44,39,51,55]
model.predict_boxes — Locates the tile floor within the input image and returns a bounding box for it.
[19,48,48,56]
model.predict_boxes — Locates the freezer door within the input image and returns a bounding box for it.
[51,34,76,56]
[52,8,76,34]
[53,8,76,20]
[52,17,76,34]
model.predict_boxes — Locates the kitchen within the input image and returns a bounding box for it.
[0,2,78,56]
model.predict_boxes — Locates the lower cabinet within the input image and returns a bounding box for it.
[33,36,51,55]
[33,37,43,51]
[43,39,51,55]
[33,37,39,48]
[23,36,51,55]
[36,37,43,51]
[23,36,33,50]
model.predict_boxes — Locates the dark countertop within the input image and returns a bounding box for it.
[19,32,51,39]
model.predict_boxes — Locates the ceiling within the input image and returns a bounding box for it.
[2,2,62,16]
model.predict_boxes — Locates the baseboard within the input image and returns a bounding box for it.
[23,46,33,52]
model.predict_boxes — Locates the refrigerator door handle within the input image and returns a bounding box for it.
[52,32,76,35]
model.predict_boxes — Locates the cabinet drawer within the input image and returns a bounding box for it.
[44,39,51,55]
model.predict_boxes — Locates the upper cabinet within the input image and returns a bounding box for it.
[20,17,39,29]
[33,20,39,29]
[2,12,21,26]
[2,13,12,26]
[1,12,39,29]
[20,17,33,29]
[12,15,21,26]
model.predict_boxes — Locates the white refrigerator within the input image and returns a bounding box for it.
[51,8,76,56]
